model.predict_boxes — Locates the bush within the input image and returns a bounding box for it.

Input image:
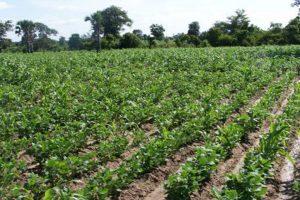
[120,33,143,48]
[101,34,120,49]
[200,39,211,47]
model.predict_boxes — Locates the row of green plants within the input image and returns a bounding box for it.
[0,47,273,191]
[67,62,298,198]
[0,46,299,199]
[7,61,272,199]
[40,76,272,199]
[164,72,296,199]
[40,57,282,185]
[215,82,300,200]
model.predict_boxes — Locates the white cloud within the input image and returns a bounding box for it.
[0,1,11,9]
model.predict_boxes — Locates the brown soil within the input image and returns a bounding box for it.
[115,80,276,200]
[265,129,300,200]
[116,142,203,200]
[16,150,40,186]
[141,122,160,138]
[69,123,159,191]
[191,79,298,200]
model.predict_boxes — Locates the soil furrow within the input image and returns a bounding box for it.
[116,80,277,200]
[191,79,298,200]
[265,129,300,200]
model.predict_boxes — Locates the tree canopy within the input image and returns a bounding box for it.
[150,24,165,40]
[15,20,57,52]
[85,11,104,52]
[1,3,300,53]
[0,20,12,51]
[0,20,12,40]
[68,33,83,50]
[188,21,200,36]
[102,6,132,36]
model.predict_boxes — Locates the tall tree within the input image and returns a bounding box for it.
[85,11,104,52]
[68,34,83,50]
[59,36,67,46]
[15,20,57,53]
[35,23,58,38]
[284,16,300,44]
[206,9,256,46]
[227,9,250,34]
[15,20,36,53]
[150,24,165,40]
[101,6,132,36]
[0,20,13,52]
[188,21,200,36]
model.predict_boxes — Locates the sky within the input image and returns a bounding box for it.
[0,0,298,41]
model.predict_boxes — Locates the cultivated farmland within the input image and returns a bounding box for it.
[0,46,299,199]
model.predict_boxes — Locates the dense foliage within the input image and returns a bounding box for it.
[0,46,299,199]
[1,3,300,52]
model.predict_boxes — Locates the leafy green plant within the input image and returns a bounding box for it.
[0,46,299,199]
[216,83,300,199]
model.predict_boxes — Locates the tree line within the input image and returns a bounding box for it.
[0,3,300,53]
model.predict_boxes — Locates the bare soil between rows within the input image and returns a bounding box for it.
[265,129,300,200]
[115,79,280,200]
[191,79,298,200]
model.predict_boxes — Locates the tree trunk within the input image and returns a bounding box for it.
[26,36,34,53]
[27,41,30,53]
[29,42,34,53]
[96,34,101,53]
[0,39,2,53]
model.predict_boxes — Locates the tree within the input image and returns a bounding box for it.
[0,20,13,52]
[15,20,36,53]
[101,34,120,49]
[132,29,143,38]
[258,23,284,45]
[35,23,58,38]
[34,37,59,52]
[227,10,250,34]
[284,16,300,44]
[204,10,257,46]
[269,23,283,33]
[15,20,57,53]
[150,24,165,40]
[34,23,58,51]
[57,37,68,51]
[68,34,83,50]
[174,33,200,47]
[120,32,142,48]
[58,36,67,46]
[188,21,200,36]
[85,11,104,52]
[205,27,222,46]
[101,6,132,36]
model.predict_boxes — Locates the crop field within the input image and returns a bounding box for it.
[0,46,300,200]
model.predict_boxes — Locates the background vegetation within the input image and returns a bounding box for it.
[0,1,299,52]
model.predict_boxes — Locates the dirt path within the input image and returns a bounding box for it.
[191,79,298,200]
[116,81,277,200]
[265,129,300,200]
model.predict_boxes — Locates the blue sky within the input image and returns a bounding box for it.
[0,0,298,41]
